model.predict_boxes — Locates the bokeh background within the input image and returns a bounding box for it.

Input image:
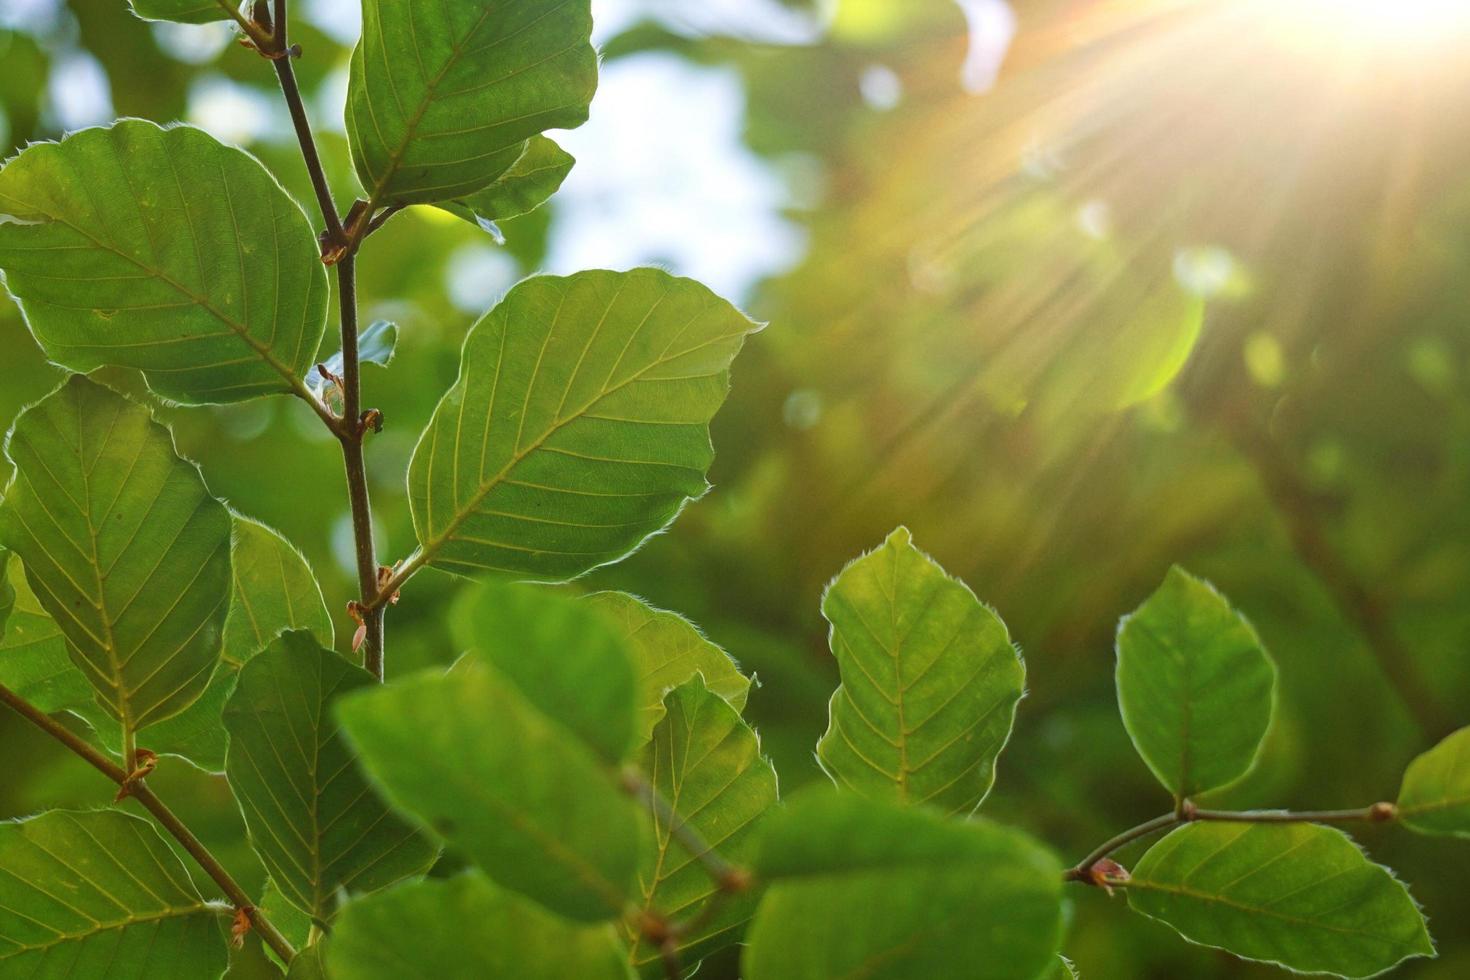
[3,0,1470,976]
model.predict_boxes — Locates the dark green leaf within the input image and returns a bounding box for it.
[346,0,596,208]
[743,789,1065,980]
[1127,822,1433,978]
[0,121,328,404]
[0,548,12,642]
[817,527,1024,815]
[140,516,334,771]
[0,376,231,740]
[0,809,228,979]
[337,656,650,922]
[587,590,751,741]
[1116,567,1276,799]
[408,268,761,581]
[223,632,437,923]
[284,945,327,980]
[439,137,576,234]
[1397,725,1470,838]
[225,933,285,980]
[624,676,776,975]
[326,874,633,980]
[454,582,639,763]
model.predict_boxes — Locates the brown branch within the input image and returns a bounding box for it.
[260,0,386,678]
[0,683,297,964]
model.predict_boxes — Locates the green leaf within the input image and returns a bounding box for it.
[284,944,327,980]
[1115,567,1277,799]
[0,376,231,742]
[408,268,761,581]
[816,526,1024,816]
[128,0,234,24]
[0,548,95,713]
[742,789,1065,980]
[223,632,437,924]
[1397,725,1470,838]
[0,809,229,979]
[225,933,285,980]
[337,656,650,922]
[346,0,597,208]
[1054,954,1080,979]
[310,321,399,401]
[624,676,776,975]
[0,120,328,405]
[1127,822,1433,978]
[454,582,640,763]
[260,877,313,954]
[587,591,751,741]
[326,874,634,980]
[139,516,334,772]
[0,548,12,642]
[439,137,576,235]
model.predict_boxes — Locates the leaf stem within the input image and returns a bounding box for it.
[620,768,753,895]
[1065,802,1398,883]
[0,683,297,964]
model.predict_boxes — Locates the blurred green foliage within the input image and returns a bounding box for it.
[4,0,1470,976]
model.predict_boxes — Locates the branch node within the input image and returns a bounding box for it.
[112,749,158,803]
[1370,801,1399,823]
[230,906,254,949]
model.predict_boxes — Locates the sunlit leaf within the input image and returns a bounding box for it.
[346,0,596,208]
[223,632,437,924]
[742,789,1065,980]
[408,268,761,581]
[1115,567,1277,799]
[1127,822,1433,978]
[139,516,334,772]
[337,655,650,922]
[1398,725,1470,838]
[0,121,328,404]
[327,874,633,980]
[816,526,1024,816]
[454,582,639,763]
[0,809,228,979]
[0,376,231,741]
[439,137,576,234]
[624,676,776,975]
[587,591,751,741]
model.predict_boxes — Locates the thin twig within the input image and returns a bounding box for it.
[261,0,386,676]
[0,683,297,964]
[1064,801,1398,883]
[620,768,752,894]
[336,253,386,678]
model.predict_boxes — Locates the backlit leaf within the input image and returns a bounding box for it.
[327,874,633,980]
[346,0,596,208]
[128,0,234,24]
[0,809,228,979]
[439,136,576,234]
[0,375,231,741]
[454,581,639,763]
[407,268,761,581]
[816,526,1024,816]
[1397,725,1470,838]
[587,591,751,741]
[742,789,1065,980]
[223,632,437,924]
[140,516,334,772]
[1127,822,1433,978]
[0,548,93,713]
[310,321,398,401]
[1115,567,1277,799]
[624,676,776,975]
[0,120,328,405]
[337,655,650,922]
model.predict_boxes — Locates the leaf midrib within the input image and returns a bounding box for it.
[0,900,223,960]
